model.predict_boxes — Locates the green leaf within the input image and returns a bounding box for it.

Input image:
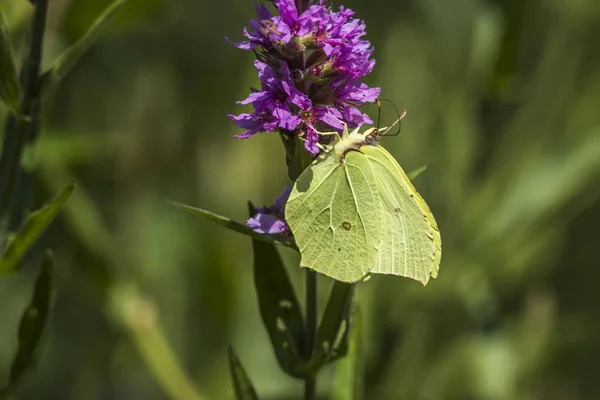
[309,281,355,373]
[288,135,312,181]
[0,184,74,278]
[249,203,308,379]
[2,250,54,396]
[42,0,130,92]
[169,201,297,250]
[0,9,21,115]
[407,164,429,181]
[333,308,363,400]
[228,346,260,400]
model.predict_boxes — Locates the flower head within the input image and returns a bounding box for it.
[228,0,380,154]
[247,186,291,235]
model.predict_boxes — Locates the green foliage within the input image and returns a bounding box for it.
[42,0,131,93]
[249,204,308,379]
[0,251,54,399]
[0,9,20,115]
[228,346,260,400]
[0,184,73,278]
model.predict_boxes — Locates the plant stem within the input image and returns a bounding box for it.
[304,269,317,400]
[0,0,49,219]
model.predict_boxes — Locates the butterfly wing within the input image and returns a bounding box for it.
[363,145,441,285]
[285,151,383,282]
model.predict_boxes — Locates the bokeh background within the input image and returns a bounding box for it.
[1,0,600,399]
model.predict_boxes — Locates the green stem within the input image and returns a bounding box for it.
[304,269,317,400]
[0,0,49,218]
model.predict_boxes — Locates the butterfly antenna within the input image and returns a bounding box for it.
[378,99,406,137]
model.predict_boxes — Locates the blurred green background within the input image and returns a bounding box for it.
[1,0,600,399]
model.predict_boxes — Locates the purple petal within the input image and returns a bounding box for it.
[254,4,273,20]
[273,186,292,216]
[225,36,259,50]
[305,129,319,154]
[275,0,299,27]
[341,106,373,126]
[316,108,344,130]
[234,131,256,139]
[229,112,272,136]
[336,81,381,103]
[282,82,312,109]
[274,108,302,130]
[247,213,288,234]
[238,90,269,105]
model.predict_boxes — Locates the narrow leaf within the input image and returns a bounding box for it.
[0,9,21,114]
[169,201,296,250]
[288,135,312,181]
[407,164,428,181]
[333,308,363,400]
[42,0,130,92]
[0,184,74,278]
[309,281,355,373]
[7,250,54,393]
[228,346,260,400]
[250,203,308,379]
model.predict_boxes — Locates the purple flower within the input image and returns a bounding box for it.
[225,5,275,50]
[247,186,291,235]
[228,61,310,138]
[228,0,380,155]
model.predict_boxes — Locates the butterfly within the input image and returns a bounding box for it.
[285,117,441,284]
